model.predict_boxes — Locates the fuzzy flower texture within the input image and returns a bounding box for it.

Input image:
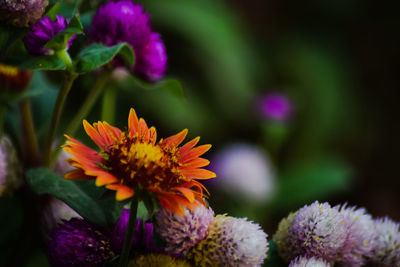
[23,15,76,56]
[274,201,400,266]
[90,0,167,81]
[63,108,215,214]
[0,0,48,27]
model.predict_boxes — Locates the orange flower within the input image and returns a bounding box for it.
[63,108,215,214]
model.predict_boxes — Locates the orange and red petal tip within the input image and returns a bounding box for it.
[95,174,119,187]
[106,184,134,201]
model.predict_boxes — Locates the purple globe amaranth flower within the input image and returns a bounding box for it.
[23,15,76,56]
[210,143,276,203]
[90,0,167,81]
[288,256,330,267]
[370,217,400,266]
[0,0,48,27]
[47,218,114,267]
[286,201,347,263]
[112,208,159,254]
[336,204,377,266]
[156,204,215,255]
[258,92,293,121]
[189,214,269,267]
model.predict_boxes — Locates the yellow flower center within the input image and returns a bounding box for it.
[106,133,184,189]
[0,64,18,77]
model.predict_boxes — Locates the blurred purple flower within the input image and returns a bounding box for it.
[90,0,167,81]
[23,15,76,55]
[210,143,275,202]
[47,218,114,267]
[112,208,159,254]
[258,92,293,121]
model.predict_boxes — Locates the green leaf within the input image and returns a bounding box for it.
[271,158,353,211]
[0,86,46,105]
[131,77,185,99]
[73,43,135,74]
[45,2,62,20]
[26,168,123,226]
[44,15,83,51]
[19,55,66,71]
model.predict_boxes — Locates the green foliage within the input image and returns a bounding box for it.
[19,55,66,71]
[44,15,83,52]
[73,43,135,74]
[26,168,123,227]
[271,158,353,211]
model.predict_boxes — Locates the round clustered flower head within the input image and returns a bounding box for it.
[63,108,215,215]
[47,218,114,267]
[285,201,347,263]
[210,143,275,202]
[0,63,32,92]
[131,254,192,267]
[189,214,269,267]
[53,149,76,176]
[0,0,48,27]
[273,212,296,260]
[90,0,167,81]
[112,208,158,254]
[156,204,215,255]
[336,204,377,266]
[23,15,76,56]
[258,92,293,121]
[0,135,22,196]
[370,217,400,266]
[288,256,330,267]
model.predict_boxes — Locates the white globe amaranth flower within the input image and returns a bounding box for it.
[286,201,347,262]
[273,212,296,261]
[156,204,215,255]
[336,204,377,266]
[371,217,400,266]
[288,256,330,267]
[0,135,22,196]
[189,214,269,267]
[211,143,275,202]
[53,149,76,177]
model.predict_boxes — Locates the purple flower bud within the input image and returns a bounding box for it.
[47,218,114,267]
[23,15,76,56]
[0,0,48,27]
[258,92,293,121]
[111,208,159,254]
[90,0,167,81]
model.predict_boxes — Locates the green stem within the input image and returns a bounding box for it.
[0,105,6,134]
[101,86,116,125]
[56,49,73,71]
[50,69,112,166]
[119,196,138,267]
[19,99,41,167]
[43,72,78,167]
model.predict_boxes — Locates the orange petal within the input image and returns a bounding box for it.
[95,122,114,147]
[181,168,216,179]
[103,121,122,140]
[181,144,212,163]
[182,158,210,168]
[148,127,157,145]
[106,184,134,201]
[138,118,149,140]
[64,169,93,180]
[179,137,200,154]
[83,120,108,150]
[174,187,195,203]
[95,173,119,186]
[163,129,188,147]
[128,108,139,136]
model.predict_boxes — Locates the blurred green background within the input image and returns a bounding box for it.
[1,0,400,265]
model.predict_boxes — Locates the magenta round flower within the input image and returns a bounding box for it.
[189,215,269,267]
[112,208,159,254]
[23,15,76,56]
[47,218,114,267]
[289,256,330,267]
[90,0,167,81]
[258,92,293,121]
[156,205,215,255]
[286,201,347,262]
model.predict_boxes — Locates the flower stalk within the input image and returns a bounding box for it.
[119,195,138,267]
[43,72,78,167]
